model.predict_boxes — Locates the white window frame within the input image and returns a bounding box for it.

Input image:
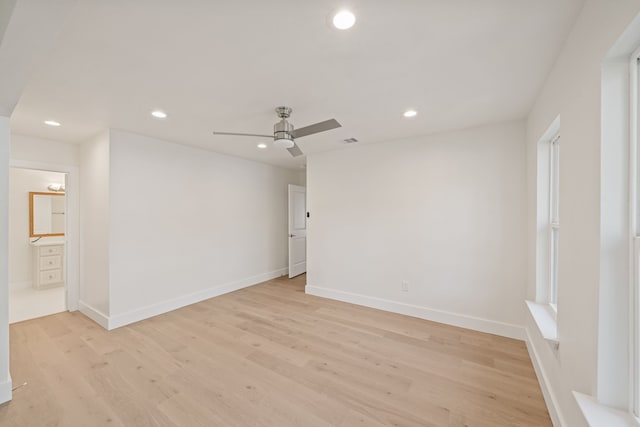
[629,47,640,418]
[549,133,560,312]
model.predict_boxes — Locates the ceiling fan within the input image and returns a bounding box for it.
[213,106,341,157]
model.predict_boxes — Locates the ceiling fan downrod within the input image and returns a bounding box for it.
[275,106,292,119]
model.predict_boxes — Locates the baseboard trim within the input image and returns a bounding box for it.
[305,285,525,340]
[0,377,12,404]
[525,326,565,427]
[78,301,109,329]
[107,268,288,330]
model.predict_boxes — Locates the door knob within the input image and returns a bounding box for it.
[289,234,296,238]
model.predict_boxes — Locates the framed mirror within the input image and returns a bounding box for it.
[29,192,65,237]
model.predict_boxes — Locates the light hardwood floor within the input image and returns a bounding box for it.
[0,275,551,426]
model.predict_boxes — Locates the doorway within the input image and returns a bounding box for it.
[288,184,307,278]
[8,168,67,323]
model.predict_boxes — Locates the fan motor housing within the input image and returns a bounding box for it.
[274,119,295,148]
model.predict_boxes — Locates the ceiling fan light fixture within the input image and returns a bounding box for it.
[273,115,295,149]
[274,137,295,149]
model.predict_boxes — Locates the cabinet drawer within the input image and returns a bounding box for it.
[39,269,62,285]
[40,255,62,270]
[40,245,63,256]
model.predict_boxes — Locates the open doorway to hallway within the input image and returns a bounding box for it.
[8,167,67,323]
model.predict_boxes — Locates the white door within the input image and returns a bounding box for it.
[288,184,306,278]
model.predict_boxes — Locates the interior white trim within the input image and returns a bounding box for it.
[574,391,640,427]
[526,300,559,350]
[305,285,525,340]
[630,46,640,419]
[80,268,288,330]
[108,268,288,329]
[0,377,11,405]
[525,326,565,427]
[78,300,109,329]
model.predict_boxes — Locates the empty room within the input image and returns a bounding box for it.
[1,0,640,426]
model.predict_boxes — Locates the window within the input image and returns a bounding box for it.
[549,133,560,310]
[529,117,559,345]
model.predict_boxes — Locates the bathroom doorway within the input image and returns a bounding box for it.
[8,167,67,323]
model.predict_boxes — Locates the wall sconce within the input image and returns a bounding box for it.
[48,183,65,192]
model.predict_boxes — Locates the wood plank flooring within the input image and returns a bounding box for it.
[0,274,551,426]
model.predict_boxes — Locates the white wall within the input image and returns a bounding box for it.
[79,131,110,317]
[525,1,640,425]
[306,121,527,338]
[77,129,301,328]
[10,134,79,166]
[8,168,65,287]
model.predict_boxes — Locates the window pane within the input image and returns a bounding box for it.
[549,135,560,307]
[550,227,559,305]
[551,139,560,224]
[635,238,640,416]
[635,61,640,415]
[637,62,640,232]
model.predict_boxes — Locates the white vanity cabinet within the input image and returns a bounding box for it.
[32,243,64,289]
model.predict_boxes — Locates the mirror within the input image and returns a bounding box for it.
[29,192,65,237]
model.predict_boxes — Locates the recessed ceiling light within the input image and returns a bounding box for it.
[403,110,418,118]
[257,143,267,149]
[44,120,61,127]
[151,110,167,119]
[333,10,356,30]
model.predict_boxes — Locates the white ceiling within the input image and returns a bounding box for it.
[10,0,584,169]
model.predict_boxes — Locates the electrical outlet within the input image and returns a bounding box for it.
[401,281,409,292]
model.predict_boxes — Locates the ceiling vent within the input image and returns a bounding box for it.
[342,137,358,144]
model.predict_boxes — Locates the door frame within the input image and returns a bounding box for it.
[10,160,79,312]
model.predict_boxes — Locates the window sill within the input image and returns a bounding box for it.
[526,300,559,351]
[574,392,640,427]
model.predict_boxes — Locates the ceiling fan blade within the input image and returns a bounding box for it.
[213,131,273,138]
[291,119,341,139]
[287,142,304,157]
